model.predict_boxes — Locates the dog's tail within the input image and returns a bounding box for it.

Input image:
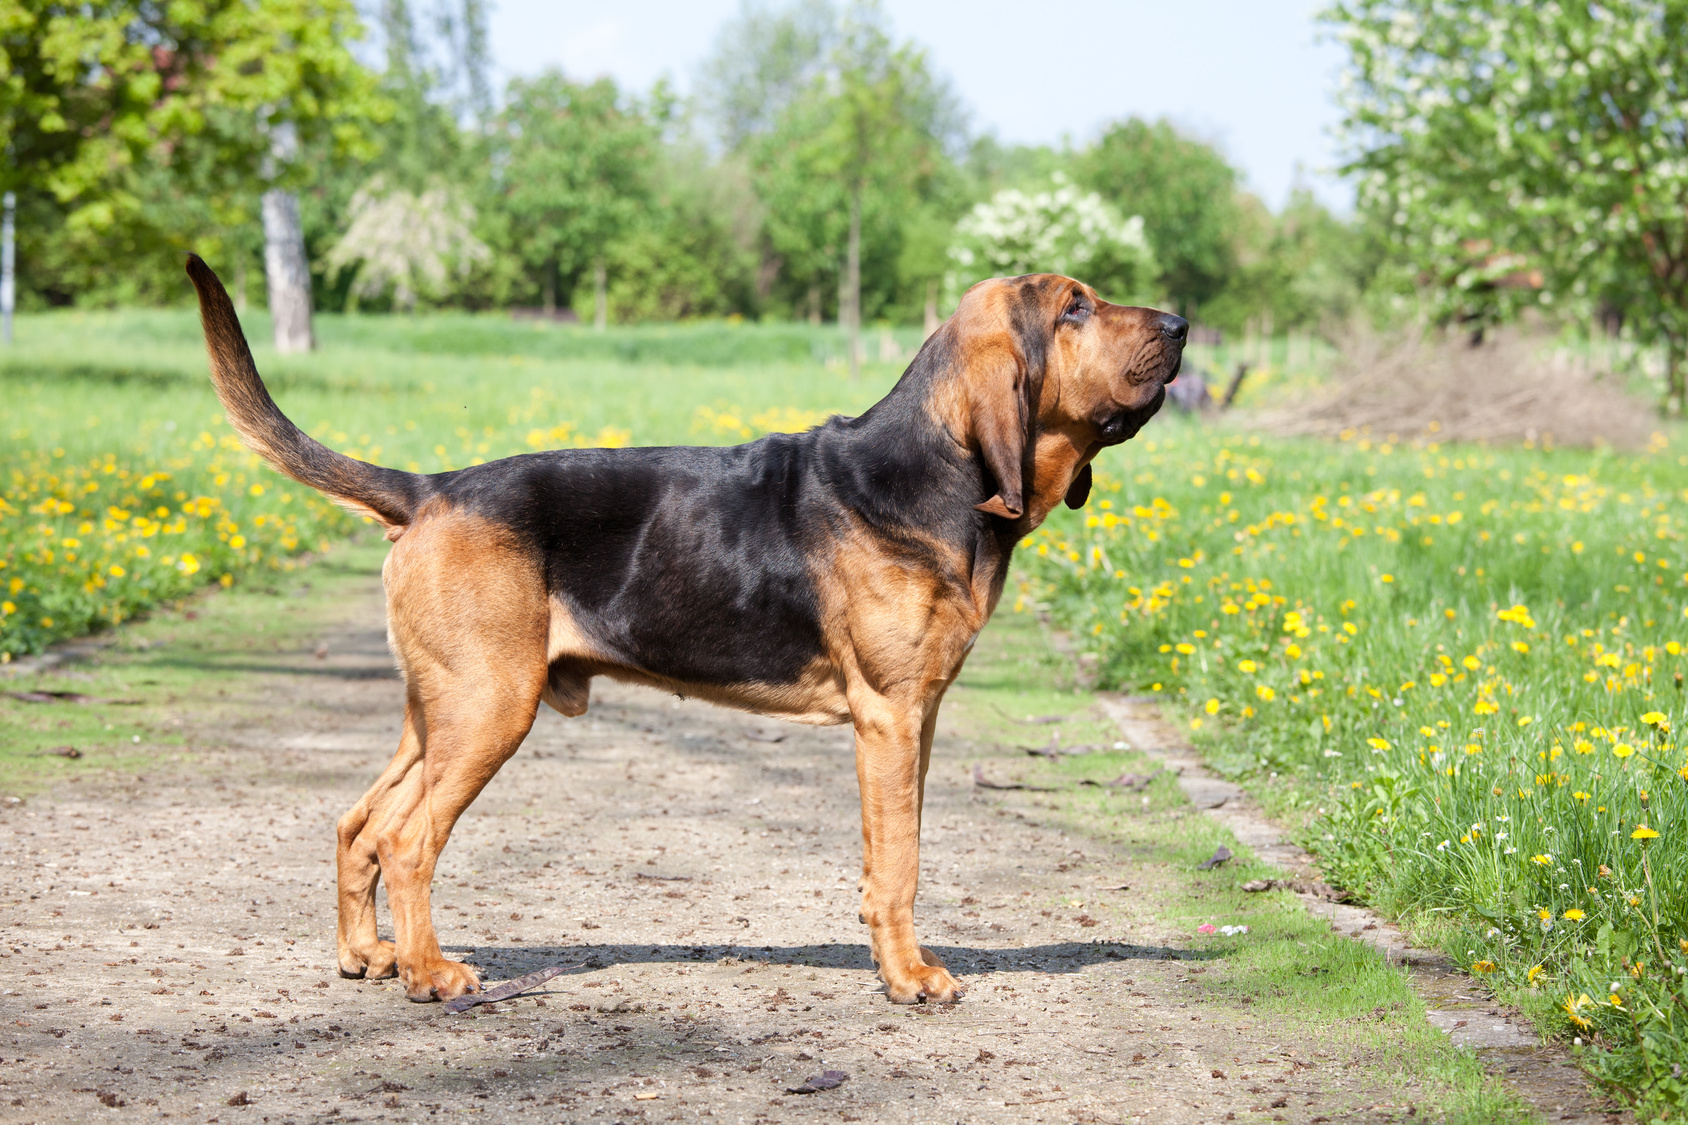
[185,254,428,531]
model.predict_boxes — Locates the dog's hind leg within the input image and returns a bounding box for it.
[376,668,543,1002]
[335,697,424,979]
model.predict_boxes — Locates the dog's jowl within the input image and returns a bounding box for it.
[185,254,1185,1004]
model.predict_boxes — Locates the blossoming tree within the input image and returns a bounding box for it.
[946,174,1159,309]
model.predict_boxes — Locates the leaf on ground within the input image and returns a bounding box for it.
[1197,846,1233,870]
[787,1070,848,1094]
[226,1091,251,1106]
[47,746,80,759]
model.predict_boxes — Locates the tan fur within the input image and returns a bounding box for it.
[336,506,549,999]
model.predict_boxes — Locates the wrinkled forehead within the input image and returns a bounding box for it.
[957,274,1091,354]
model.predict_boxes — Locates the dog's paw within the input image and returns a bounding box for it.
[882,948,963,1004]
[338,939,397,980]
[400,958,481,1003]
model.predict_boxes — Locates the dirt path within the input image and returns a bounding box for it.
[4,564,1524,1123]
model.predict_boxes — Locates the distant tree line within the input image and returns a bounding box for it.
[0,0,1374,347]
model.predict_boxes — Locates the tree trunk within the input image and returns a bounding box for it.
[262,188,314,354]
[542,259,556,316]
[233,252,248,314]
[593,258,607,332]
[1667,339,1685,417]
[1,191,14,346]
[923,280,939,338]
[806,285,820,325]
[844,184,862,381]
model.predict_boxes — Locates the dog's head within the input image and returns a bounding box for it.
[944,274,1186,523]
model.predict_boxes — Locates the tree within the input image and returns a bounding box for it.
[0,0,383,311]
[1200,187,1376,333]
[494,72,656,321]
[1076,117,1242,318]
[697,0,837,151]
[323,175,490,310]
[1325,0,1688,409]
[946,174,1159,306]
[745,2,962,371]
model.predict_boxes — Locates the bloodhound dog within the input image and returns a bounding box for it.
[185,256,1186,1005]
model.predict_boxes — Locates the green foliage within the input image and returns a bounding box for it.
[745,3,963,322]
[1203,188,1380,332]
[1076,118,1242,316]
[0,0,385,304]
[696,0,837,151]
[599,144,761,323]
[494,72,659,309]
[1325,0,1688,406]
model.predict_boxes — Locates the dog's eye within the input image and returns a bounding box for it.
[1060,295,1090,325]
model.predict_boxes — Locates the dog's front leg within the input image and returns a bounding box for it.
[852,692,962,1004]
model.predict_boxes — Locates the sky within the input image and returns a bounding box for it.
[484,0,1353,212]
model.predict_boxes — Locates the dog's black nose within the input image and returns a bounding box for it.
[1158,314,1188,342]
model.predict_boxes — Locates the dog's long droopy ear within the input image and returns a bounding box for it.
[972,344,1032,519]
[1064,463,1092,509]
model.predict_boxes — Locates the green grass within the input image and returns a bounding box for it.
[948,610,1530,1123]
[1018,415,1688,1115]
[0,535,388,794]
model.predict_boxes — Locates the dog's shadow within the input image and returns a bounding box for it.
[445,939,1215,982]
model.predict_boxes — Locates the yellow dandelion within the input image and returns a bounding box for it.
[1613,743,1635,759]
[1563,909,1585,921]
[1470,960,1496,974]
[1632,826,1660,840]
[1204,698,1220,715]
[1531,854,1553,866]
